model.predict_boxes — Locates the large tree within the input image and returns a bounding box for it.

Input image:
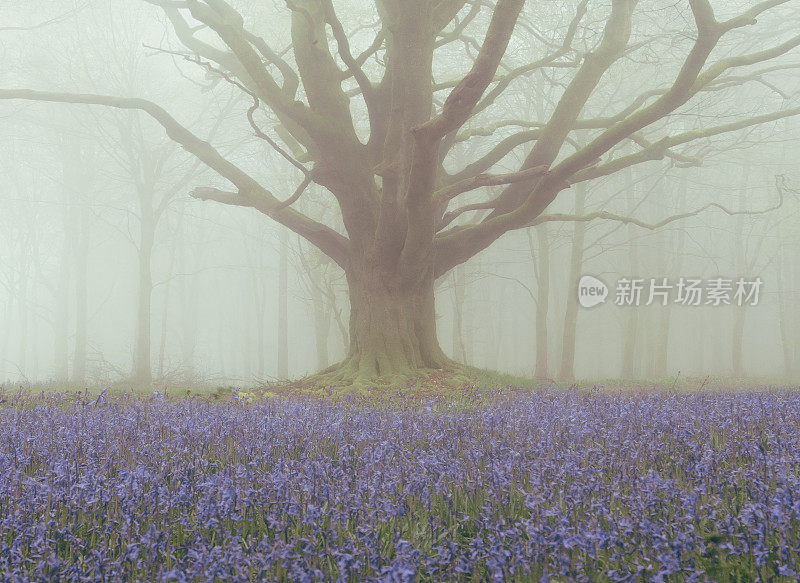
[2,0,800,383]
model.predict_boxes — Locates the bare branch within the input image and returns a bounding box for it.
[436,164,549,203]
[415,0,525,141]
[0,88,350,265]
[529,174,790,228]
[571,105,800,184]
[321,0,377,131]
[435,1,481,47]
[0,5,87,31]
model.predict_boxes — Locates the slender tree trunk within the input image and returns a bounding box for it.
[179,248,198,382]
[216,281,227,380]
[277,226,289,379]
[72,220,88,385]
[463,264,475,366]
[157,279,171,381]
[30,239,40,379]
[309,266,331,370]
[65,143,93,386]
[132,210,154,384]
[731,164,749,377]
[777,233,793,377]
[529,224,550,379]
[621,171,640,379]
[654,172,688,378]
[559,183,587,381]
[654,293,672,377]
[731,310,746,376]
[0,299,12,381]
[157,223,183,380]
[250,275,264,379]
[486,286,502,371]
[54,214,71,382]
[18,245,29,380]
[451,263,467,364]
[323,276,348,362]
[696,309,706,375]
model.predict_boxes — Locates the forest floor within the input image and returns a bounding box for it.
[3,369,797,405]
[2,380,800,580]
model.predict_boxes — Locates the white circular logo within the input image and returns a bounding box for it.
[578,275,608,308]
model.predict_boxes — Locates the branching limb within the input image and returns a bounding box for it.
[0,89,349,265]
[0,5,86,31]
[436,165,549,203]
[464,0,588,123]
[571,105,800,184]
[320,0,377,132]
[192,172,312,211]
[529,173,791,229]
[446,130,542,182]
[436,1,480,47]
[482,0,635,221]
[154,47,312,176]
[414,0,525,141]
[178,0,338,150]
[438,200,496,231]
[145,1,319,153]
[353,29,385,69]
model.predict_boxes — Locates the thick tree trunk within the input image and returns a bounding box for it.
[326,263,450,381]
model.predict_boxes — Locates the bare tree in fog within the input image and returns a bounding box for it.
[3,0,800,384]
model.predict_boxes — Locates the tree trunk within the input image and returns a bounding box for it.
[277,226,289,379]
[558,183,587,381]
[157,219,183,380]
[156,274,172,381]
[776,232,793,377]
[451,264,467,364]
[0,299,11,381]
[132,213,154,384]
[731,163,749,377]
[654,171,688,378]
[323,262,450,382]
[620,170,640,380]
[731,310,746,377]
[309,266,331,370]
[179,247,199,382]
[54,207,71,383]
[18,245,29,380]
[72,222,88,385]
[530,224,550,379]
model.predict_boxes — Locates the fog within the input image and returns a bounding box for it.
[1,0,799,387]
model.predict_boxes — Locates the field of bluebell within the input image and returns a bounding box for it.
[1,389,799,582]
